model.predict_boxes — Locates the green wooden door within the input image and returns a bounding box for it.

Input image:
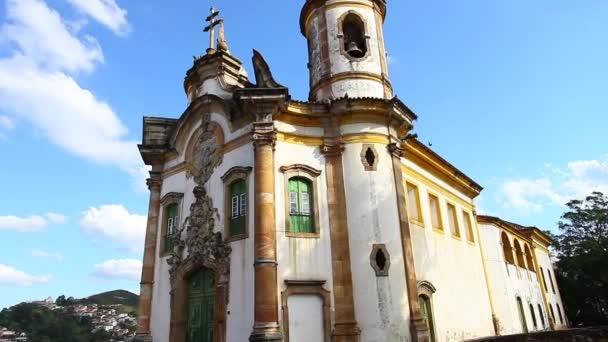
[187,268,216,342]
[418,295,436,342]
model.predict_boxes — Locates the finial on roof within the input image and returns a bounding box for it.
[203,7,229,54]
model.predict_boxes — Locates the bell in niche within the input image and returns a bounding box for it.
[346,40,365,58]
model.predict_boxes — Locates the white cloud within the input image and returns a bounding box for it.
[1,0,103,73]
[0,212,68,232]
[498,155,608,212]
[80,205,146,253]
[93,258,141,281]
[31,249,64,260]
[0,264,51,286]
[66,0,130,36]
[0,215,47,232]
[0,115,15,130]
[0,0,146,190]
[46,212,67,224]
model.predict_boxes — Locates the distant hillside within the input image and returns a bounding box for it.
[83,289,139,307]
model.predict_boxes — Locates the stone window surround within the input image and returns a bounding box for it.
[337,10,372,62]
[221,166,253,242]
[360,143,379,171]
[280,280,331,342]
[279,164,322,238]
[159,192,184,257]
[370,243,390,277]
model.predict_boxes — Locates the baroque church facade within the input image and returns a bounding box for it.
[134,1,567,341]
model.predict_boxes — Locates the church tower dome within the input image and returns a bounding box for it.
[300,0,392,101]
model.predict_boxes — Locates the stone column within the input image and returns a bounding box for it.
[250,121,283,342]
[135,171,163,342]
[388,143,429,342]
[322,138,361,341]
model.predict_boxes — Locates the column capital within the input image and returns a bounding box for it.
[387,142,405,158]
[253,121,277,148]
[146,171,163,191]
[321,137,345,157]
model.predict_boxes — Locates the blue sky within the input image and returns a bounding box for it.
[0,0,606,309]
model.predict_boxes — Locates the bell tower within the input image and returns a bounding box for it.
[300,0,392,101]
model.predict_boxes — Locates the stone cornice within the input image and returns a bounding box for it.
[279,164,322,177]
[252,122,277,148]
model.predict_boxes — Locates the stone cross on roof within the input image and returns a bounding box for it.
[203,7,229,54]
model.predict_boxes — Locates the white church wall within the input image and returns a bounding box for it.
[274,141,335,300]
[479,223,548,335]
[206,141,256,341]
[150,171,190,342]
[287,295,325,341]
[342,141,411,342]
[324,5,385,99]
[534,248,567,329]
[403,160,494,341]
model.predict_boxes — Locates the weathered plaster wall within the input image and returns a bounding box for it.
[342,141,411,342]
[479,223,548,335]
[403,159,495,341]
[150,113,255,341]
[534,248,567,329]
[274,141,335,319]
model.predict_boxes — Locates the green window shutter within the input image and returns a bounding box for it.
[288,177,314,233]
[229,180,246,236]
[165,204,178,253]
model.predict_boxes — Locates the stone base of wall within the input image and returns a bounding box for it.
[468,327,608,342]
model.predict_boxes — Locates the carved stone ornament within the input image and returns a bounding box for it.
[167,111,231,296]
[252,121,277,148]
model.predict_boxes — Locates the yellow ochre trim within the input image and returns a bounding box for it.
[342,132,389,144]
[402,164,475,211]
[276,132,323,146]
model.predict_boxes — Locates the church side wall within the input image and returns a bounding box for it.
[479,223,547,335]
[403,159,495,341]
[273,140,336,326]
[342,141,411,342]
[534,248,568,329]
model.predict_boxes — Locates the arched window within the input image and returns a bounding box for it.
[418,295,436,342]
[501,232,515,264]
[229,179,247,237]
[548,269,556,293]
[549,304,556,324]
[514,239,526,268]
[516,297,528,333]
[524,245,535,271]
[288,177,314,233]
[529,303,538,330]
[341,13,368,59]
[556,304,564,325]
[538,304,545,328]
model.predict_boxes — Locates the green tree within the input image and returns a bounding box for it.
[552,191,608,326]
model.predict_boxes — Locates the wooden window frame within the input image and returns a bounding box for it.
[446,202,460,240]
[221,166,252,242]
[462,210,476,244]
[280,164,322,238]
[160,192,184,257]
[428,192,444,233]
[405,181,424,227]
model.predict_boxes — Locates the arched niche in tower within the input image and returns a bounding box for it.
[339,11,370,60]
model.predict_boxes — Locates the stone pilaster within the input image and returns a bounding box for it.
[322,137,361,342]
[250,121,283,342]
[388,143,429,342]
[134,171,163,342]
